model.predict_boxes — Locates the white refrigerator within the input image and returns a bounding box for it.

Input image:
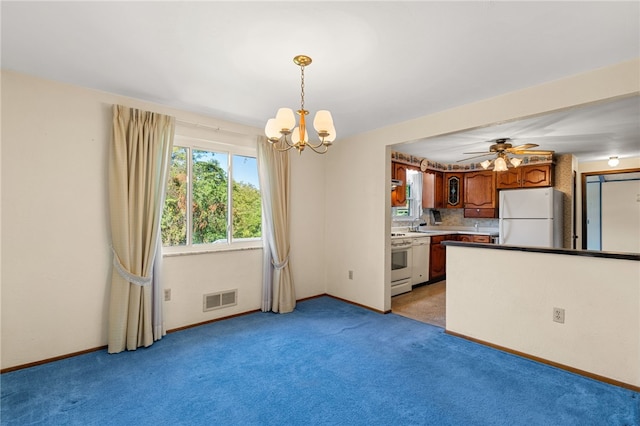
[499,187,563,248]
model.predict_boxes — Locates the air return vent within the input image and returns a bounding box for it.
[203,290,237,312]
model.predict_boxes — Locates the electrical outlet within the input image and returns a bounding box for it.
[348,270,354,280]
[164,288,171,301]
[553,307,565,323]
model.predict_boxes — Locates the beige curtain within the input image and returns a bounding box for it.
[108,105,175,353]
[257,136,295,313]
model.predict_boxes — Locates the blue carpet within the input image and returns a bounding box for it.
[1,296,638,425]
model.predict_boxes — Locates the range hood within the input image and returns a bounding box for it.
[391,179,403,190]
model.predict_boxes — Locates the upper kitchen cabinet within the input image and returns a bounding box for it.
[496,164,553,189]
[444,172,464,208]
[463,170,497,218]
[391,162,407,207]
[422,170,444,209]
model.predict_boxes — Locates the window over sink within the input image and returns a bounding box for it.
[392,170,422,220]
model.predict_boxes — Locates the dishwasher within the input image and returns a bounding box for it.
[411,237,431,285]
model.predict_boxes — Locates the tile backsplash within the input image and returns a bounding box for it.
[392,208,498,228]
[431,208,498,228]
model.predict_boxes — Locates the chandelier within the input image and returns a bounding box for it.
[265,55,336,154]
[480,153,522,172]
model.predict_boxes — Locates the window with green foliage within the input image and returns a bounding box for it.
[161,139,261,251]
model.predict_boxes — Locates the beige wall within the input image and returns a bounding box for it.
[446,245,640,388]
[0,71,326,369]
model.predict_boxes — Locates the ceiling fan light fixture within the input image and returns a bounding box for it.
[510,157,523,167]
[480,160,492,170]
[608,156,619,167]
[493,156,508,172]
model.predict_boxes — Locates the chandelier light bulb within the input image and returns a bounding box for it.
[275,108,295,132]
[324,125,337,143]
[608,156,619,167]
[313,110,334,133]
[291,127,309,145]
[265,118,280,140]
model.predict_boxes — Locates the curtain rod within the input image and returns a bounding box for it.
[175,119,255,137]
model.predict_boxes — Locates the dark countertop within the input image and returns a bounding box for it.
[442,241,640,261]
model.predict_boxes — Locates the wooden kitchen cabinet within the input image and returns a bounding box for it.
[496,164,552,189]
[458,234,492,243]
[422,170,444,209]
[429,234,455,282]
[463,171,497,218]
[472,235,491,243]
[444,172,464,208]
[391,162,407,207]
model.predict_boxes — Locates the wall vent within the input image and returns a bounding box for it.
[203,290,237,312]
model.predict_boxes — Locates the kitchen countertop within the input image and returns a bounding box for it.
[391,226,499,239]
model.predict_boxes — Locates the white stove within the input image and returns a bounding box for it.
[391,234,413,296]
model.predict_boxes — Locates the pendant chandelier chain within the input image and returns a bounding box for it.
[299,65,305,112]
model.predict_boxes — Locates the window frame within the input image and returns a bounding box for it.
[162,134,263,255]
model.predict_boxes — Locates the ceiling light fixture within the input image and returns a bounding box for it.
[479,153,522,171]
[265,55,336,154]
[608,156,619,167]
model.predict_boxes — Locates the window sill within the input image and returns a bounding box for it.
[162,241,263,257]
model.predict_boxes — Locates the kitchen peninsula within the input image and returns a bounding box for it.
[444,240,640,390]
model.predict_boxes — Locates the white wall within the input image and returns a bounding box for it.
[446,245,640,387]
[326,59,640,312]
[576,157,640,250]
[602,179,640,252]
[1,71,327,369]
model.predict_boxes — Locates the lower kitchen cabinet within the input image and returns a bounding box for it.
[458,234,492,243]
[429,235,453,282]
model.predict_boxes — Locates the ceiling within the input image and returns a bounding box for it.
[2,1,639,163]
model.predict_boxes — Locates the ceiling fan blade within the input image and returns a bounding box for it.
[457,152,494,162]
[462,151,492,155]
[508,143,538,151]
[511,149,555,155]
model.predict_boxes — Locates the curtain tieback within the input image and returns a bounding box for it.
[272,255,289,270]
[111,247,152,286]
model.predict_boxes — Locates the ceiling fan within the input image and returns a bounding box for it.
[459,138,554,171]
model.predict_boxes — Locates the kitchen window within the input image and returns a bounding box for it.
[161,136,262,253]
[392,169,422,220]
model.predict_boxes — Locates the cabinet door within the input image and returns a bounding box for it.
[422,170,444,209]
[444,173,464,208]
[496,169,521,189]
[434,172,444,208]
[473,235,491,243]
[391,162,407,207]
[464,171,496,208]
[429,243,446,281]
[458,234,474,242]
[464,208,497,218]
[521,164,552,187]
